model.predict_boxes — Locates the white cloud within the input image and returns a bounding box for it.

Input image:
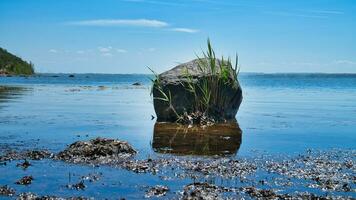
[303,9,344,15]
[116,48,128,53]
[171,28,199,33]
[101,52,113,57]
[147,48,156,52]
[98,46,113,52]
[76,50,85,54]
[264,11,328,19]
[334,60,356,65]
[67,19,168,28]
[49,49,58,53]
[121,0,185,7]
[97,46,128,55]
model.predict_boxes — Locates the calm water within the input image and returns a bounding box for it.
[0,73,355,199]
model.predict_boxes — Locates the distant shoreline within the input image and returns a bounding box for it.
[3,72,355,76]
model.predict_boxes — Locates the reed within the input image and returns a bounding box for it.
[181,39,240,120]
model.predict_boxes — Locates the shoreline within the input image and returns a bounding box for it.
[0,139,354,199]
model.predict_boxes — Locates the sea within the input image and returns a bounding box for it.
[0,73,355,199]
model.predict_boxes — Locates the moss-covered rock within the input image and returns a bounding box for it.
[152,58,243,123]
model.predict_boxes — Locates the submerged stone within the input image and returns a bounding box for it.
[0,185,16,196]
[181,182,232,200]
[152,58,242,123]
[66,181,86,190]
[16,160,31,169]
[0,150,52,161]
[17,192,38,200]
[56,137,136,164]
[25,150,52,160]
[15,176,33,185]
[17,192,88,200]
[145,185,169,198]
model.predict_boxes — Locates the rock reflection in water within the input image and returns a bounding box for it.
[0,85,28,108]
[152,121,242,156]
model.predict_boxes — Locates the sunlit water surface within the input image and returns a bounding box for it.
[0,73,355,199]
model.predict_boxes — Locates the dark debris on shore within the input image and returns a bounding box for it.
[0,137,355,199]
[0,150,53,162]
[145,185,169,198]
[17,192,90,200]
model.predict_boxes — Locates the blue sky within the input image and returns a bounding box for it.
[0,0,355,73]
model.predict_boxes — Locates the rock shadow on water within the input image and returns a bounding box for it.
[0,85,30,107]
[152,120,242,156]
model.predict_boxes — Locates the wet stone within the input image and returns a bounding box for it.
[0,185,16,196]
[81,172,102,182]
[181,182,233,200]
[241,187,279,199]
[0,150,52,161]
[16,160,31,169]
[66,181,86,190]
[17,192,89,200]
[25,150,52,160]
[132,82,142,86]
[56,137,136,164]
[172,158,257,179]
[17,192,38,200]
[122,160,157,173]
[16,176,33,185]
[264,150,356,193]
[0,150,24,161]
[145,185,169,198]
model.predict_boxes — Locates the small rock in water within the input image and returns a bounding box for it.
[17,192,38,200]
[16,160,31,169]
[182,182,231,200]
[17,192,88,200]
[145,185,169,198]
[56,137,136,164]
[15,176,33,185]
[67,181,86,190]
[132,82,142,86]
[81,172,102,182]
[0,150,51,161]
[68,74,75,78]
[25,150,52,160]
[241,187,278,199]
[97,86,107,90]
[123,160,153,173]
[0,185,16,196]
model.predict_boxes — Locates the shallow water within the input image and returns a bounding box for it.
[0,73,355,199]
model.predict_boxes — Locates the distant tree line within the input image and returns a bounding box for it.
[0,47,34,75]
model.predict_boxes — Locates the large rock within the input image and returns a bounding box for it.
[152,58,242,122]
